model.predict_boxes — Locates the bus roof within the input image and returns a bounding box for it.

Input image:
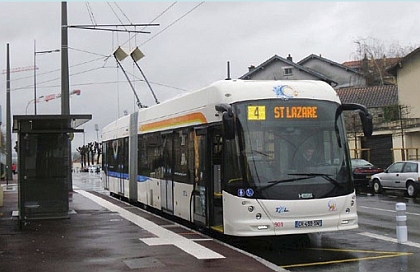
[102,79,340,139]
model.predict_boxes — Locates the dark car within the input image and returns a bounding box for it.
[351,158,382,190]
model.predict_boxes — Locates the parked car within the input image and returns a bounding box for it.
[369,161,420,197]
[351,158,382,190]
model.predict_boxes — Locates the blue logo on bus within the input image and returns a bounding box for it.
[273,85,298,100]
[246,188,254,197]
[238,189,245,197]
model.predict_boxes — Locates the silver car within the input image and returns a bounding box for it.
[370,161,420,197]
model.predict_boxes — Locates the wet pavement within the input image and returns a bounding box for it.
[0,174,283,272]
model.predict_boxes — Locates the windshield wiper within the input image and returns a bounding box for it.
[257,176,317,192]
[290,173,343,188]
[251,149,271,157]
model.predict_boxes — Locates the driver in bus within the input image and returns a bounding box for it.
[295,144,316,171]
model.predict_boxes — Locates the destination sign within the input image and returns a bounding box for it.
[248,106,266,120]
[274,106,318,119]
[247,105,319,120]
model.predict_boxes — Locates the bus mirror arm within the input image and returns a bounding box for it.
[215,104,235,140]
[215,104,233,117]
[339,103,373,137]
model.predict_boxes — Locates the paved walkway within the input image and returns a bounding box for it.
[0,176,283,272]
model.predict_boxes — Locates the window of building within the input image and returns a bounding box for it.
[283,67,293,76]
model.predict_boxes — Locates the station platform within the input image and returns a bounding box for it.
[0,175,284,272]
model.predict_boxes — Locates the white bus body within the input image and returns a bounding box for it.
[102,79,372,236]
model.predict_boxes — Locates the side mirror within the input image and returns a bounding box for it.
[339,103,373,137]
[215,103,235,140]
[358,110,373,137]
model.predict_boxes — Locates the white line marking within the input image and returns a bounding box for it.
[358,206,420,216]
[74,189,225,260]
[358,232,420,249]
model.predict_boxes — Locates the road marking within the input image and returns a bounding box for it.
[75,189,225,260]
[358,205,420,216]
[281,247,412,269]
[359,232,420,249]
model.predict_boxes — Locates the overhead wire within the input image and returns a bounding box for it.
[120,2,178,48]
[141,2,204,46]
[85,2,97,25]
[19,2,203,97]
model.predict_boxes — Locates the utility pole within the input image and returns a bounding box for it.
[6,44,12,183]
[61,1,69,115]
[61,1,72,191]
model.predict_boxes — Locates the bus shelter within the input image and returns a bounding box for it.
[13,114,91,225]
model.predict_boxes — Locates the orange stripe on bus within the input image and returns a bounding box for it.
[139,112,207,132]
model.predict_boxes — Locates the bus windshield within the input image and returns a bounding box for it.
[224,99,353,200]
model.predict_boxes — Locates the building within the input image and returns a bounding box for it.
[239,54,337,86]
[298,54,366,88]
[337,85,399,168]
[387,47,420,161]
[240,54,365,89]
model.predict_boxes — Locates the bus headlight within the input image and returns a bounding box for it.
[248,206,254,212]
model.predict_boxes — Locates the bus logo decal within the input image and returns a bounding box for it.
[275,206,289,214]
[273,85,298,100]
[238,189,245,197]
[328,201,337,212]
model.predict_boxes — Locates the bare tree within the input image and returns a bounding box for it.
[352,37,416,86]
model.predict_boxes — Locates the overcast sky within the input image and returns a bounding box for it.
[1,1,420,152]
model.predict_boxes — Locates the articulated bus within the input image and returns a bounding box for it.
[101,79,372,237]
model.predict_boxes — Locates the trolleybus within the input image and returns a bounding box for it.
[101,79,372,236]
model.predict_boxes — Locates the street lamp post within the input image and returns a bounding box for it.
[33,39,60,115]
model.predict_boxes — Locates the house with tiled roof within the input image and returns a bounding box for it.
[342,56,401,86]
[298,54,366,89]
[337,85,399,168]
[239,54,338,87]
[387,47,420,161]
[240,54,368,89]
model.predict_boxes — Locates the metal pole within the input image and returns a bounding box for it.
[34,39,37,115]
[6,43,12,183]
[61,1,72,192]
[61,1,69,115]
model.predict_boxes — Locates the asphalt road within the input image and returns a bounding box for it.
[75,173,420,272]
[237,190,420,272]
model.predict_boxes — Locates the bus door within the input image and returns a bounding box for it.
[160,132,174,214]
[117,138,128,195]
[193,128,208,226]
[102,142,109,189]
[193,127,223,231]
[209,128,223,231]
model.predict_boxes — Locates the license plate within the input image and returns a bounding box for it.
[295,220,323,228]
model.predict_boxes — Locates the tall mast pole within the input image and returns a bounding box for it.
[61,1,69,115]
[6,43,12,183]
[61,1,72,191]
